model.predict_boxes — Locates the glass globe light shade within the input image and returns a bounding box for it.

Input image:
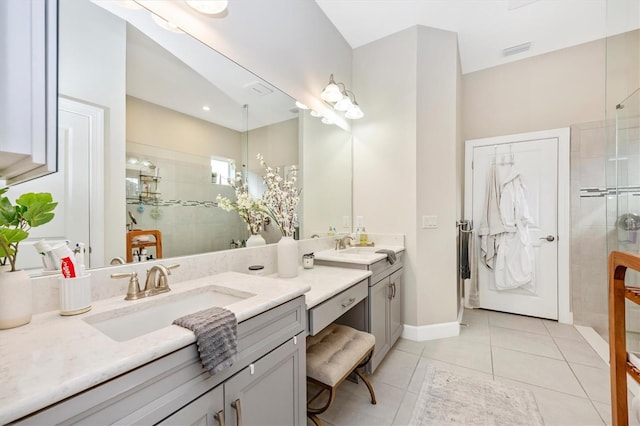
[321,83,343,103]
[334,96,353,112]
[345,104,364,119]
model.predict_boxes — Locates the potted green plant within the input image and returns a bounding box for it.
[0,188,57,329]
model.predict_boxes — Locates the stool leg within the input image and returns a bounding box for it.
[308,414,323,426]
[354,368,377,405]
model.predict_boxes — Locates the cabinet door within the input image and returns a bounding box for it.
[369,276,390,373]
[0,0,57,185]
[224,333,305,426]
[389,269,403,345]
[157,385,224,426]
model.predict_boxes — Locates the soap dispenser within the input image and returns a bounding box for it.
[328,227,335,236]
[359,227,368,245]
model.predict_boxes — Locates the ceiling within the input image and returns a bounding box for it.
[314,0,640,74]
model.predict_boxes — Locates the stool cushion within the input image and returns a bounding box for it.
[306,324,375,387]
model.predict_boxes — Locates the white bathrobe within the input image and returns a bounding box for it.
[478,164,505,270]
[493,165,535,290]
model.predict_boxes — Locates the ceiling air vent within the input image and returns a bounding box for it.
[502,42,532,57]
[243,81,274,96]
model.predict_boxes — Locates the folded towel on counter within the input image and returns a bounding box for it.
[173,307,238,375]
[375,249,397,265]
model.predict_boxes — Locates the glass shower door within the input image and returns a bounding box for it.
[611,89,640,348]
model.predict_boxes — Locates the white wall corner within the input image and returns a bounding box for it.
[402,321,460,342]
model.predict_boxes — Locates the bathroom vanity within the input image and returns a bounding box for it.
[314,247,404,372]
[0,273,310,425]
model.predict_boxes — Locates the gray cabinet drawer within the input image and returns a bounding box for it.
[308,279,368,335]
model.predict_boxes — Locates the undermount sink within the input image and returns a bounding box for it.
[83,286,255,342]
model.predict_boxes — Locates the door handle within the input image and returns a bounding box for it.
[231,399,242,426]
[214,409,225,426]
[341,297,356,308]
[539,235,555,242]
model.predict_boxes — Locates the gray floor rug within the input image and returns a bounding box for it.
[409,365,544,426]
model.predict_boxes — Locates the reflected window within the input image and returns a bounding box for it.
[211,156,235,185]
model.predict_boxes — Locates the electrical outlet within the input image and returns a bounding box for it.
[422,215,438,229]
[356,216,364,228]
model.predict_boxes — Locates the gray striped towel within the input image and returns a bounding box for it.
[173,307,238,375]
[375,249,397,265]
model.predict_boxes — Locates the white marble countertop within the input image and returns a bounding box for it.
[314,245,405,265]
[0,271,310,425]
[276,265,372,309]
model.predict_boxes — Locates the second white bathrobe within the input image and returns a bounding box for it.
[494,165,535,290]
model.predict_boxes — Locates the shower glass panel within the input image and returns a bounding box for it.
[610,89,640,349]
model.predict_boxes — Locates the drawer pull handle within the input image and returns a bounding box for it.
[341,297,356,308]
[231,399,242,426]
[214,409,225,426]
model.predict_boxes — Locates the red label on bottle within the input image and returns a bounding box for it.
[60,256,77,278]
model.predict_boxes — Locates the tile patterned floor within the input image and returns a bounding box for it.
[308,309,635,426]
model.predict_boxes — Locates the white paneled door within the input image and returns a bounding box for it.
[465,129,569,321]
[7,98,104,272]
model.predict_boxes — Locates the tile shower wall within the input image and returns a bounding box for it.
[126,153,249,258]
[570,120,616,338]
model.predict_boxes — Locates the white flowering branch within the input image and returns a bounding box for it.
[216,172,268,235]
[257,153,301,237]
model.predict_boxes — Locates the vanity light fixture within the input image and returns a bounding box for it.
[310,110,323,118]
[295,101,309,110]
[320,74,343,103]
[186,0,228,15]
[320,74,364,119]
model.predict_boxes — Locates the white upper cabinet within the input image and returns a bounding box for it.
[0,0,57,186]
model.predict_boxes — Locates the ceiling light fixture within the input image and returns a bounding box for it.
[319,74,364,119]
[185,0,228,15]
[295,101,309,110]
[202,105,211,111]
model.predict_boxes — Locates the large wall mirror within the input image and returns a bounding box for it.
[6,0,352,274]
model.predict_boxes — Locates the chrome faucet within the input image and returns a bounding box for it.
[145,263,180,295]
[111,263,180,300]
[335,235,354,250]
[145,265,170,295]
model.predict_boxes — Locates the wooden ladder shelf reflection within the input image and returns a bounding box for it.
[126,229,162,263]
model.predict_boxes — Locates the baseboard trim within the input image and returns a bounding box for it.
[402,321,460,342]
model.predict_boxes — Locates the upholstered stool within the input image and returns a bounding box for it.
[306,324,376,426]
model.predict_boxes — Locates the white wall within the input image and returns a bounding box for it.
[300,111,353,237]
[247,119,299,173]
[415,26,461,326]
[462,38,606,141]
[58,0,126,263]
[352,27,418,324]
[352,26,461,331]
